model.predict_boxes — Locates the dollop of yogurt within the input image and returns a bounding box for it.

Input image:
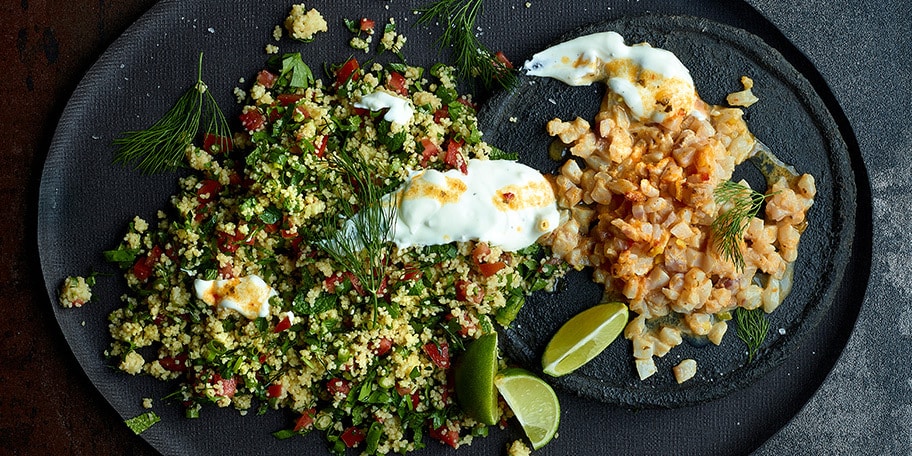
[194,275,276,320]
[354,91,414,125]
[387,159,559,251]
[522,31,699,122]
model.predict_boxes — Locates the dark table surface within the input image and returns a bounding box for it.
[2,0,909,455]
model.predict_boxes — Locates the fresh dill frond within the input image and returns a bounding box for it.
[320,147,396,325]
[113,53,231,174]
[416,0,517,89]
[711,180,773,271]
[735,307,770,363]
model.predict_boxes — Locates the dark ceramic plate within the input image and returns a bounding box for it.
[479,15,856,408]
[38,1,863,454]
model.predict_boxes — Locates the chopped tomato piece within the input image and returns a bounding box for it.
[443,139,467,174]
[372,337,393,356]
[334,58,360,87]
[433,105,449,123]
[494,51,514,69]
[419,138,441,167]
[478,261,506,277]
[239,108,265,132]
[388,71,408,96]
[422,341,450,369]
[471,243,491,265]
[345,271,365,296]
[159,354,188,372]
[276,93,304,106]
[212,374,237,398]
[341,426,366,448]
[203,133,232,154]
[359,18,375,32]
[196,179,221,204]
[266,383,283,398]
[455,279,485,304]
[327,378,352,397]
[256,69,278,88]
[324,273,345,293]
[132,245,162,281]
[456,97,476,111]
[395,385,420,409]
[273,316,292,333]
[314,135,328,158]
[402,266,422,282]
[293,408,316,432]
[429,424,459,448]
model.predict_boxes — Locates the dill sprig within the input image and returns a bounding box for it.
[711,181,774,271]
[320,148,396,324]
[416,0,517,89]
[113,53,230,174]
[735,307,770,363]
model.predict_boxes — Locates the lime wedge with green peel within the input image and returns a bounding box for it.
[541,301,628,377]
[454,333,499,425]
[494,367,560,450]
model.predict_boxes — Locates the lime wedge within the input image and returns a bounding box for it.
[454,333,499,425]
[541,301,628,377]
[494,367,560,450]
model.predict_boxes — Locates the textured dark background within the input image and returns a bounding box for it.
[2,0,908,455]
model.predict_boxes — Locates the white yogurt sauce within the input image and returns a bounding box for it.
[522,31,698,122]
[193,275,275,320]
[385,159,559,251]
[354,91,414,125]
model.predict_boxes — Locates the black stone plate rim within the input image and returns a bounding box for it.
[478,14,858,408]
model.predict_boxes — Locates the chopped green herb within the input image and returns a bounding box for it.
[125,411,160,435]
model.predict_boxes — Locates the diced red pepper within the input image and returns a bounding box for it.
[266,383,284,398]
[239,107,265,132]
[478,262,506,277]
[359,18,375,32]
[159,354,188,372]
[341,426,366,448]
[203,133,232,154]
[443,139,467,174]
[292,408,316,432]
[256,69,278,88]
[388,71,408,96]
[335,58,360,87]
[429,424,459,448]
[422,341,450,369]
[327,378,352,397]
[494,51,514,69]
[273,316,292,333]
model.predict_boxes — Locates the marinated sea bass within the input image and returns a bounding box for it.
[525,31,816,380]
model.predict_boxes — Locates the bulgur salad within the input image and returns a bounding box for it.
[98,49,565,453]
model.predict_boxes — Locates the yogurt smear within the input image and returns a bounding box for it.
[523,31,699,122]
